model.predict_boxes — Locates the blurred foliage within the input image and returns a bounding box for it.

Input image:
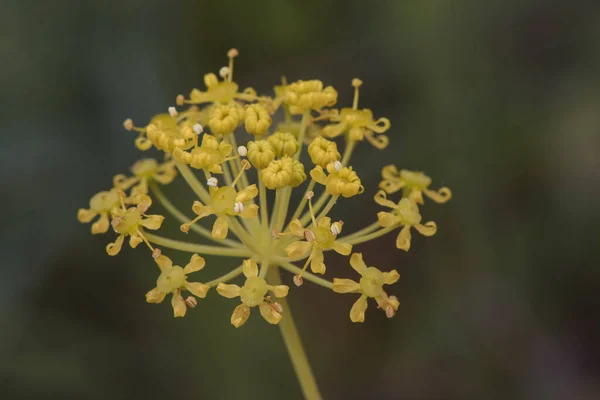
[1,0,599,399]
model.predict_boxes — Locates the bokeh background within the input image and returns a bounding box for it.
[2,0,599,399]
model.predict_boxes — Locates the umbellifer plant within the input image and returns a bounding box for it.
[77,49,451,399]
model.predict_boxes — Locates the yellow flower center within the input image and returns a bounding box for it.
[157,266,186,293]
[240,276,268,307]
[359,267,384,298]
[113,208,142,234]
[340,108,373,127]
[399,170,432,189]
[131,159,159,178]
[396,198,422,225]
[89,190,120,212]
[311,226,335,249]
[211,186,237,214]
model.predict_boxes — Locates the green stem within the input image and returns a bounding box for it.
[339,224,398,245]
[278,262,332,289]
[340,221,380,240]
[288,179,315,226]
[267,267,322,400]
[144,232,252,257]
[206,266,243,287]
[313,195,339,225]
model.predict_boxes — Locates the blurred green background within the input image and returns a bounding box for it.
[2,0,599,399]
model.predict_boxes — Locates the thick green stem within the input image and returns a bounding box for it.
[267,267,322,400]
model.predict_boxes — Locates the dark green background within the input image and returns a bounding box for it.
[2,0,599,399]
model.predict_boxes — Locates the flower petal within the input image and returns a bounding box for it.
[259,302,282,325]
[192,201,213,218]
[374,190,398,209]
[140,215,164,230]
[154,255,173,272]
[268,285,289,298]
[414,221,437,237]
[217,283,241,298]
[145,287,166,303]
[383,270,400,285]
[185,281,210,298]
[322,122,347,138]
[309,166,327,185]
[366,117,391,134]
[332,278,360,293]
[317,216,331,228]
[183,254,206,274]
[396,225,412,251]
[231,303,251,328]
[91,213,110,234]
[310,247,326,274]
[289,219,305,237]
[349,253,367,275]
[377,211,400,228]
[240,204,258,218]
[424,187,452,203]
[129,234,143,248]
[212,216,229,239]
[235,184,258,202]
[106,235,125,256]
[333,241,352,256]
[242,259,258,278]
[285,241,312,258]
[171,291,187,318]
[77,208,97,223]
[350,294,368,323]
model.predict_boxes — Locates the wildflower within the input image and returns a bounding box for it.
[284,79,338,111]
[208,103,241,135]
[113,158,177,196]
[180,163,258,239]
[106,203,164,256]
[267,131,300,157]
[322,79,391,149]
[247,140,276,169]
[307,136,340,168]
[332,253,400,322]
[146,254,210,318]
[245,103,272,136]
[77,189,121,234]
[261,157,306,189]
[217,259,289,327]
[374,190,437,251]
[379,165,452,204]
[145,113,198,153]
[310,163,364,198]
[173,133,233,173]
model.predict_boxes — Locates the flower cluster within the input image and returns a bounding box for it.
[78,49,452,327]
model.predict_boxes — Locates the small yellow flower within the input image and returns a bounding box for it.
[77,189,121,234]
[379,166,452,204]
[146,254,210,318]
[208,104,241,135]
[374,191,437,251]
[113,158,177,196]
[261,157,306,190]
[284,80,338,111]
[267,132,300,157]
[310,163,364,198]
[244,103,272,136]
[173,134,233,173]
[284,217,352,274]
[145,113,198,153]
[307,136,340,167]
[217,259,289,327]
[185,73,240,105]
[332,253,400,322]
[322,80,390,149]
[181,184,259,240]
[247,140,276,169]
[106,205,164,256]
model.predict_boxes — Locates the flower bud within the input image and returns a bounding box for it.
[268,132,299,157]
[308,136,340,168]
[209,104,240,135]
[245,104,271,136]
[247,140,275,169]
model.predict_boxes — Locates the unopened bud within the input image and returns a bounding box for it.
[305,191,314,200]
[293,275,304,287]
[185,296,198,308]
[233,202,244,213]
[168,106,178,117]
[207,177,218,187]
[304,230,316,242]
[180,224,190,233]
[219,66,230,78]
[176,94,185,106]
[352,78,363,87]
[193,123,203,134]
[237,145,248,157]
[152,248,162,259]
[333,161,343,171]
[123,118,133,131]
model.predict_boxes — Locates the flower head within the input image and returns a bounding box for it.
[107,202,164,256]
[77,189,122,234]
[113,158,177,196]
[261,157,306,190]
[379,165,452,204]
[247,140,276,169]
[374,191,437,251]
[283,79,338,111]
[245,103,272,136]
[310,163,364,198]
[332,253,400,322]
[208,104,241,135]
[217,259,289,327]
[308,136,340,168]
[146,254,210,318]
[144,113,198,153]
[173,134,233,173]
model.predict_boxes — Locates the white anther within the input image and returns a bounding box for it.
[305,191,314,200]
[234,202,244,213]
[293,275,304,287]
[237,145,248,157]
[207,177,218,187]
[168,106,178,117]
[219,66,230,78]
[333,161,343,171]
[331,223,342,236]
[193,123,203,134]
[304,230,316,242]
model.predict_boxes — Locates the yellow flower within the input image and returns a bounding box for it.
[322,79,390,149]
[184,73,240,105]
[374,191,437,251]
[267,132,300,157]
[245,103,272,136]
[310,163,364,198]
[307,136,340,167]
[77,189,121,234]
[332,253,400,322]
[379,165,452,204]
[146,254,210,318]
[113,158,177,196]
[181,184,259,239]
[261,157,306,190]
[145,113,198,153]
[208,104,241,135]
[173,134,233,173]
[106,204,164,256]
[284,80,338,111]
[284,217,352,275]
[247,140,276,169]
[217,259,289,327]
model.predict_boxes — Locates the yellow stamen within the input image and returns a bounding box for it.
[227,48,238,83]
[231,159,250,188]
[136,229,155,252]
[352,78,362,110]
[307,196,317,226]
